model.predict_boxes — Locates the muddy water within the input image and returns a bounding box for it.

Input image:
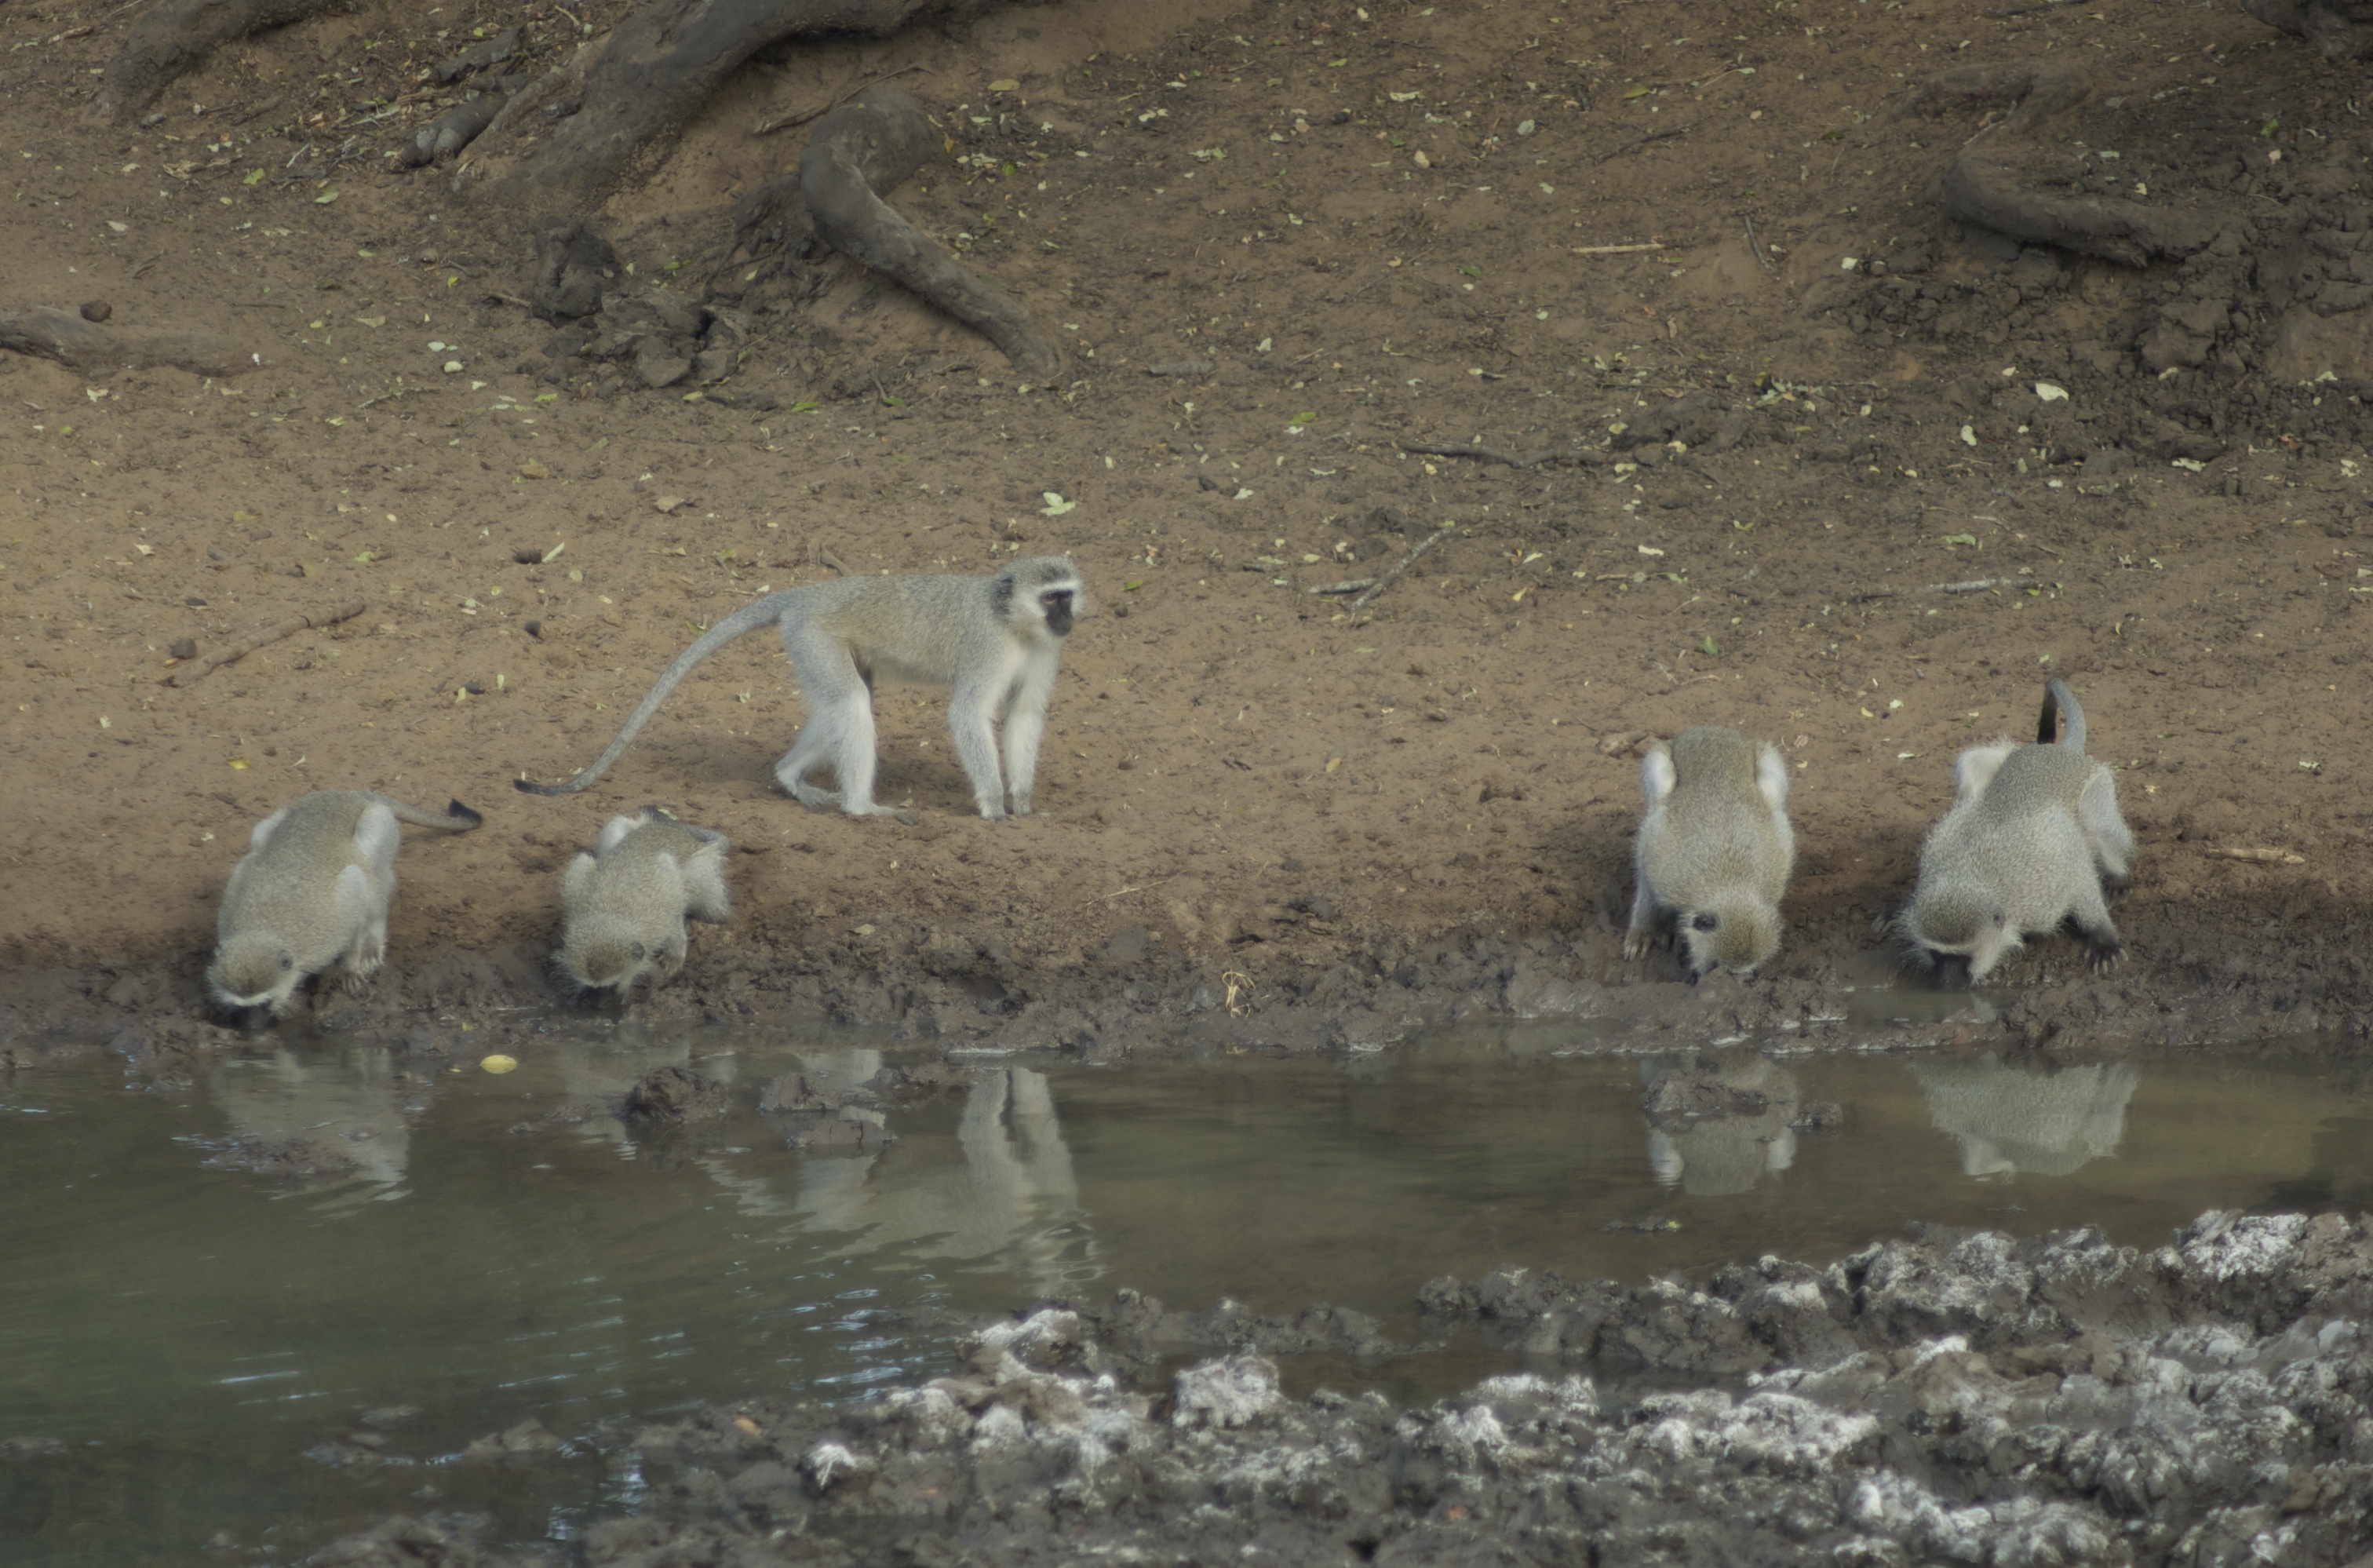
[4,1025,2369,1566]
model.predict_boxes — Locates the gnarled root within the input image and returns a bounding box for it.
[800,88,1062,378]
[89,0,334,123]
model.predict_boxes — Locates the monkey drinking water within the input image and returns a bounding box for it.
[556,806,732,998]
[208,790,483,1019]
[1897,678,2136,984]
[1624,726,1797,980]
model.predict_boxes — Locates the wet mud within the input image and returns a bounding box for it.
[289,1210,2373,1568]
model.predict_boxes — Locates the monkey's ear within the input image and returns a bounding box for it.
[279,954,295,972]
[1690,912,1718,932]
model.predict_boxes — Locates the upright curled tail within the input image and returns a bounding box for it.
[2038,676,2087,752]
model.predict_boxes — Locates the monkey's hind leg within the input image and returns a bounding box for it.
[1952,743,2015,804]
[778,633,909,816]
[776,709,848,809]
[1621,872,1668,962]
[654,920,691,981]
[2064,873,2125,974]
[2076,771,2136,889]
[680,848,732,923]
[330,862,388,996]
[1622,746,1677,963]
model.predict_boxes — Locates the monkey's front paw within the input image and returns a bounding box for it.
[1620,934,1646,962]
[2088,944,2124,974]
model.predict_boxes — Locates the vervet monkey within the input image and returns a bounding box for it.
[558,806,731,997]
[1624,726,1795,979]
[516,556,1087,821]
[1897,678,2135,985]
[208,790,483,1018]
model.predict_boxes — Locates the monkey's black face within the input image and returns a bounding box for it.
[1041,589,1075,636]
[1923,950,1976,990]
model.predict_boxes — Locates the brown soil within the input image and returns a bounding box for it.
[5,0,2372,1062]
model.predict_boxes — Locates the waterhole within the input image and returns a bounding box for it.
[4,1023,2368,1565]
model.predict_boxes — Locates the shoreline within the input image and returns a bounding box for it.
[6,901,2365,1078]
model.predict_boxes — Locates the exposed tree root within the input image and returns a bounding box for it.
[0,307,254,377]
[1938,155,2219,268]
[474,0,986,215]
[1908,60,2218,268]
[2243,0,2373,60]
[89,0,334,124]
[800,88,1062,377]
[399,86,517,169]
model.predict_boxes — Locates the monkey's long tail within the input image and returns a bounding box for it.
[377,795,486,831]
[514,599,790,796]
[2038,676,2086,751]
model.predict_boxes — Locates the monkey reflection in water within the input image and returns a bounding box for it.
[793,1066,1095,1293]
[1909,1056,2139,1178]
[1640,1055,1804,1198]
[535,1045,1092,1290]
[205,1044,420,1199]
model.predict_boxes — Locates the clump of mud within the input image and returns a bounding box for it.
[315,1209,2373,1567]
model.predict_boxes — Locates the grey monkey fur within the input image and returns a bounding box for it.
[1624,726,1796,979]
[208,789,483,1018]
[558,805,731,997]
[1897,677,2135,984]
[516,556,1086,821]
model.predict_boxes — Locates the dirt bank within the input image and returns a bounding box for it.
[297,1209,2373,1566]
[7,0,2373,1060]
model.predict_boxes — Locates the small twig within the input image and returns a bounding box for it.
[753,63,924,136]
[1569,242,1665,257]
[818,549,853,576]
[1306,578,1378,596]
[130,252,165,279]
[1080,873,1177,907]
[1741,213,1770,268]
[1399,439,1605,471]
[2202,846,2306,865]
[1926,578,2006,594]
[1595,121,1702,162]
[483,290,534,310]
[168,598,368,687]
[1348,528,1451,612]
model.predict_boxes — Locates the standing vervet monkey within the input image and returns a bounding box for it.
[208,790,483,1018]
[1897,678,2136,984]
[1624,727,1796,979]
[557,806,732,997]
[516,556,1087,821]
